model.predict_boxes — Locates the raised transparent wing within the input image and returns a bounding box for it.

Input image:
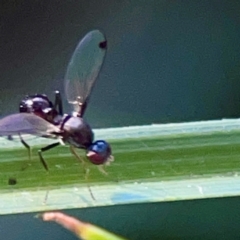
[0,113,60,137]
[64,29,107,117]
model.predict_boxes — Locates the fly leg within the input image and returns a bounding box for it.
[97,165,108,176]
[70,145,88,175]
[19,133,31,161]
[38,142,60,171]
[98,156,119,183]
[39,141,60,205]
[53,91,63,116]
[98,155,115,176]
[7,135,13,141]
[19,133,32,171]
[70,145,95,200]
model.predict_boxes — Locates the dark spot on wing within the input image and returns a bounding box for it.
[99,40,107,49]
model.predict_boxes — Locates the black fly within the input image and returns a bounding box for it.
[0,30,114,175]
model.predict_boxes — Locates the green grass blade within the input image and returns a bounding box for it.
[0,118,240,214]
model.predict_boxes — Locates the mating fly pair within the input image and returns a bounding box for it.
[0,30,113,174]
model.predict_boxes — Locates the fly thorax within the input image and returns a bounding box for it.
[62,116,94,148]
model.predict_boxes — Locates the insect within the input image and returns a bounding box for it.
[0,30,113,174]
[19,92,63,125]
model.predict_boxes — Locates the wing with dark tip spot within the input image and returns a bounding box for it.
[64,30,107,117]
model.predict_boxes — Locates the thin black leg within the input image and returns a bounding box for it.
[38,142,60,171]
[19,133,31,161]
[7,135,13,141]
[53,91,63,116]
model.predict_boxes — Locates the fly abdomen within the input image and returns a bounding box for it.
[62,116,94,149]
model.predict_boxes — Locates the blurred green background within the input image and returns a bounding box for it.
[1,0,240,127]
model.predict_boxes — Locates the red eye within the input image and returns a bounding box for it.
[86,151,105,165]
[87,140,111,165]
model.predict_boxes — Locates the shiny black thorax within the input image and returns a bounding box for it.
[19,94,60,125]
[61,115,94,149]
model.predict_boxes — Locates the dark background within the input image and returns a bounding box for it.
[1,197,240,240]
[1,0,240,128]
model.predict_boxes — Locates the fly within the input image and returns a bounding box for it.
[0,30,114,175]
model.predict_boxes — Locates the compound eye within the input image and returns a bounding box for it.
[87,140,111,165]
